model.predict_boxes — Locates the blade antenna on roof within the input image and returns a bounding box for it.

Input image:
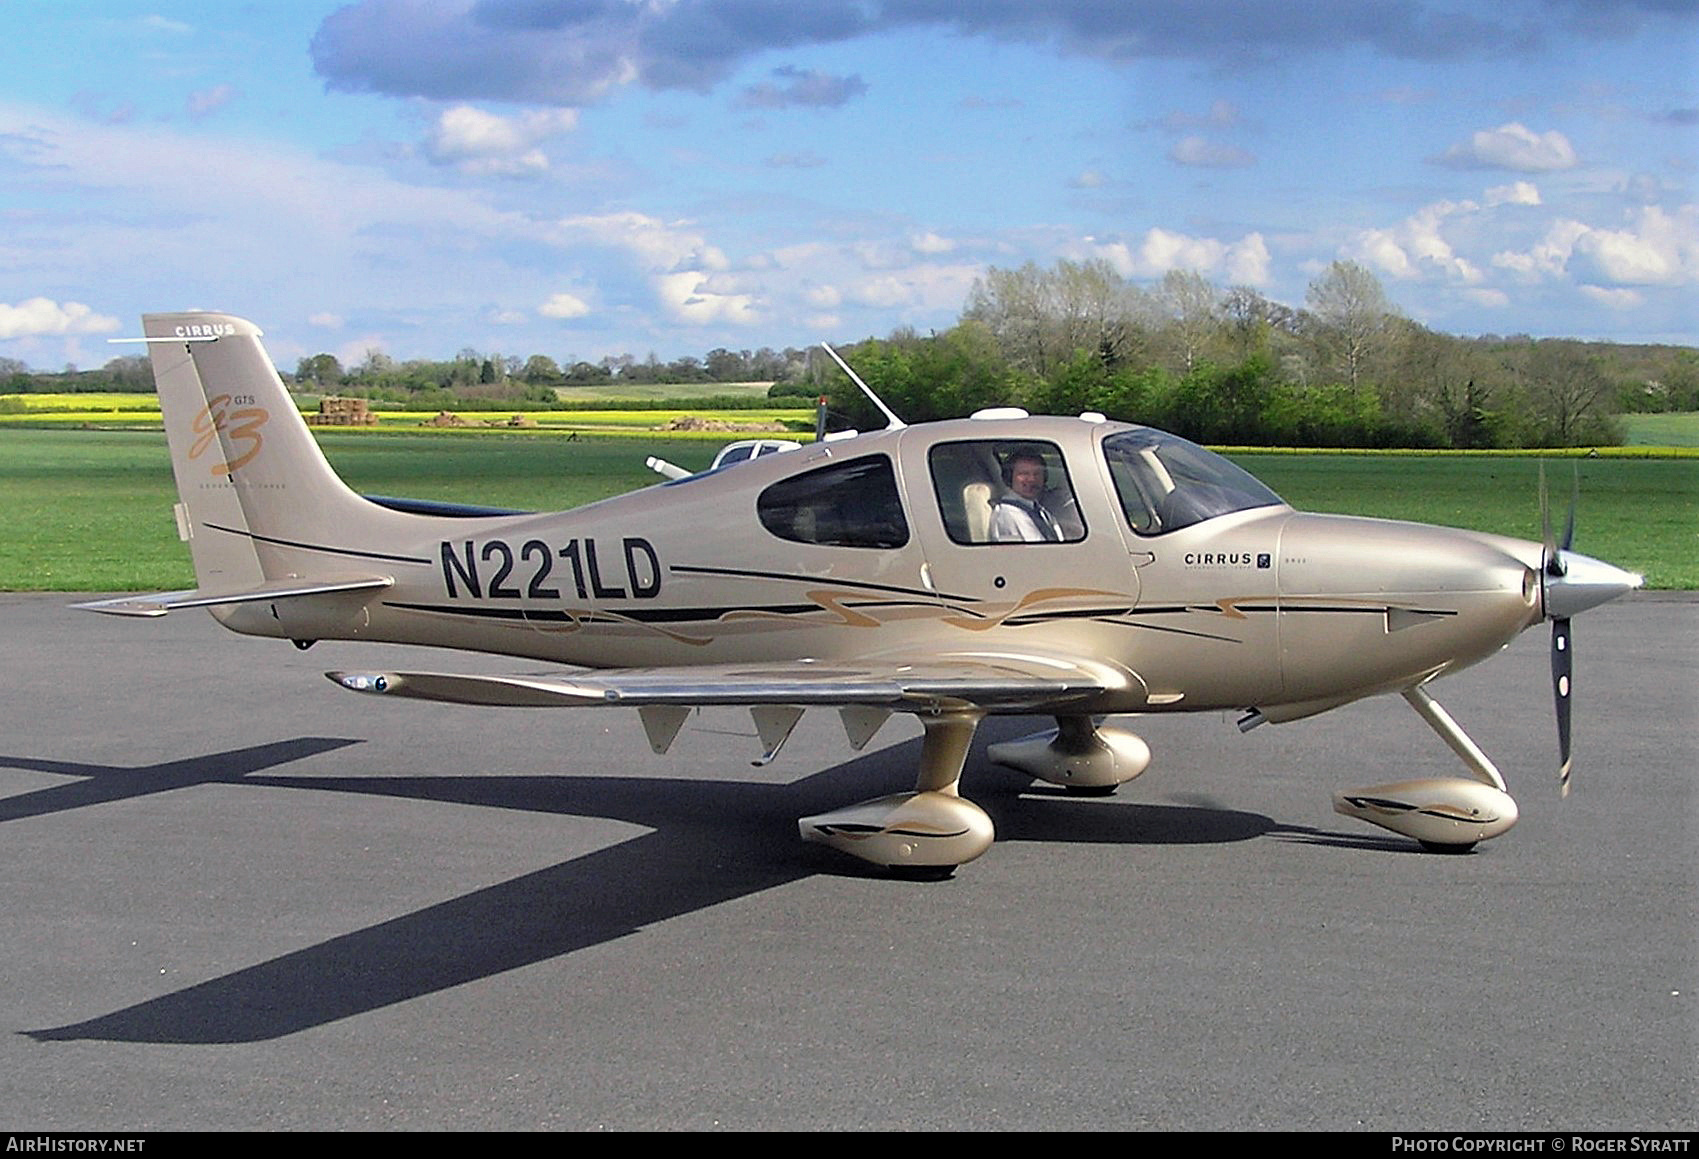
[819,342,905,430]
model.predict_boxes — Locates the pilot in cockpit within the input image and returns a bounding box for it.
[990,447,1066,542]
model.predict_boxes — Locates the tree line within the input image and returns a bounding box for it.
[5,259,1694,446]
[816,260,1698,448]
[1,343,818,413]
[289,343,816,411]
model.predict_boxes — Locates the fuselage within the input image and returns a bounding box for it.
[213,413,1547,722]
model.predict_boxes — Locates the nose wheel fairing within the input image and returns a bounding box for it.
[1333,685,1519,850]
[1332,779,1519,850]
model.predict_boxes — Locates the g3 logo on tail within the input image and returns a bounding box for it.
[189,394,269,476]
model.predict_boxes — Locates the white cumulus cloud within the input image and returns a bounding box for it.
[1348,199,1485,283]
[553,212,727,274]
[425,105,578,176]
[1222,233,1273,285]
[1579,285,1644,309]
[1571,206,1699,286]
[1496,206,1699,287]
[539,292,591,319]
[653,272,761,326]
[1492,218,1592,280]
[1081,229,1270,285]
[1438,123,1577,172]
[0,298,120,340]
[1485,181,1541,207]
[851,276,918,309]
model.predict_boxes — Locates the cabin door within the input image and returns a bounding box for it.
[896,430,1141,628]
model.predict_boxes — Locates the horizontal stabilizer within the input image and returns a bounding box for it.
[327,655,1110,713]
[74,575,393,618]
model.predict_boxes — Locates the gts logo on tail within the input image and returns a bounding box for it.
[189,393,269,476]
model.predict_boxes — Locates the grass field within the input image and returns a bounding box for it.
[0,430,720,591]
[2,427,1692,592]
[20,390,1695,447]
[1621,411,1699,447]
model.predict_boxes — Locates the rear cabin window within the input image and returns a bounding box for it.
[757,454,909,549]
[927,440,1086,545]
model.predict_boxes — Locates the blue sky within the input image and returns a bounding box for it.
[1,1,1694,372]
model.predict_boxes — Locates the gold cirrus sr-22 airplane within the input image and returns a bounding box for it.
[82,312,1642,876]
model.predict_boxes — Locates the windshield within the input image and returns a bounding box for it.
[1103,428,1284,535]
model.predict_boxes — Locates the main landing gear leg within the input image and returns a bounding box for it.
[987,714,1152,795]
[1332,685,1520,851]
[798,708,995,878]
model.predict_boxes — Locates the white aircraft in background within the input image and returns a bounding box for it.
[82,313,1641,877]
[646,437,803,481]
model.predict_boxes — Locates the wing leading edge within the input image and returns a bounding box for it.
[328,655,1111,711]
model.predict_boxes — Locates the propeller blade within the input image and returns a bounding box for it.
[1560,464,1578,555]
[1551,616,1573,797]
[1535,455,1556,577]
[1539,463,1555,572]
[1535,463,1637,798]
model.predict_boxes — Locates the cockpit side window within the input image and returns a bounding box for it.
[757,454,908,548]
[927,439,1087,545]
[1103,429,1283,535]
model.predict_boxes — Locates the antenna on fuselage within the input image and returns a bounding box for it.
[819,342,905,430]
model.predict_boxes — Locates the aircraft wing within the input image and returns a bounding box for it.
[74,575,394,618]
[327,655,1116,759]
[328,655,1110,712]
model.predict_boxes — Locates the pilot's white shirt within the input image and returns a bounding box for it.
[990,496,1062,542]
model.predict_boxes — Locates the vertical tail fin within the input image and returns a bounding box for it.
[143,312,395,588]
[145,315,264,592]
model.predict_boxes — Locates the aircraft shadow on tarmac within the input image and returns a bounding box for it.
[0,738,364,824]
[5,721,1365,1045]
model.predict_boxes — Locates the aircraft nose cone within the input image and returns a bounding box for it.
[1543,551,1643,620]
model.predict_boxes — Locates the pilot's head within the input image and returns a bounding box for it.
[1004,449,1047,501]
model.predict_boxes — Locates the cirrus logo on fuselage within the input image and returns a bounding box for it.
[1184,551,1273,569]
